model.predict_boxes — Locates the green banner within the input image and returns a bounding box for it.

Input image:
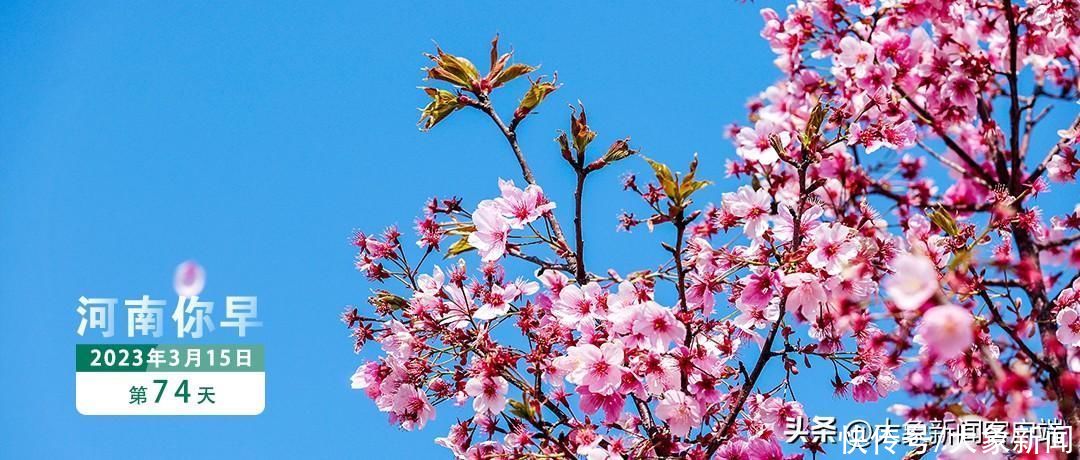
[76,344,264,372]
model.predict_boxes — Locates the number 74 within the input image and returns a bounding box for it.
[151,379,191,403]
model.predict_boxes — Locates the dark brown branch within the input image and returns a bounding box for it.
[970,267,1051,372]
[573,168,588,284]
[1003,0,1023,192]
[508,252,573,274]
[1038,234,1080,251]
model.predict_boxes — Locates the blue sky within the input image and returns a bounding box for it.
[2,1,1078,459]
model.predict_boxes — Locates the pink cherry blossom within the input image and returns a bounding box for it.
[884,253,939,311]
[464,441,506,459]
[879,119,917,152]
[737,266,779,311]
[1047,149,1078,182]
[538,269,570,294]
[350,361,380,391]
[734,297,779,331]
[917,304,975,360]
[380,320,416,359]
[782,272,827,321]
[415,265,445,296]
[438,278,474,329]
[580,444,621,460]
[638,353,680,396]
[474,283,521,320]
[849,370,899,403]
[503,423,533,449]
[715,439,750,460]
[757,396,804,433]
[686,266,723,314]
[773,204,822,242]
[511,277,540,297]
[465,375,509,415]
[807,224,858,275]
[467,204,510,262]
[552,282,606,330]
[173,260,206,297]
[1057,307,1080,347]
[553,341,626,395]
[344,8,1080,455]
[434,422,470,457]
[745,438,785,460]
[630,302,686,351]
[836,36,875,76]
[722,185,771,238]
[390,384,436,431]
[734,119,788,165]
[655,390,701,437]
[579,385,625,423]
[492,178,556,229]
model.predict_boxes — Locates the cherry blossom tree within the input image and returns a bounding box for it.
[342,0,1080,457]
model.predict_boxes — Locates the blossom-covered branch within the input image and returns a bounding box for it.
[344,1,1080,458]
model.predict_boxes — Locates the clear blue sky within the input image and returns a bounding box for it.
[2,1,1077,458]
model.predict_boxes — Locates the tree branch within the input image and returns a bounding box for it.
[1026,114,1080,184]
[471,95,576,269]
[895,88,998,185]
[1003,0,1023,192]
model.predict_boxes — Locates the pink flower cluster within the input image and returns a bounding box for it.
[469,179,556,262]
[343,0,1080,457]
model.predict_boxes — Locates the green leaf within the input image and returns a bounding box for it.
[506,398,534,420]
[493,63,536,88]
[516,77,558,118]
[678,153,710,199]
[446,222,476,236]
[425,47,480,89]
[927,207,959,237]
[642,155,678,202]
[418,87,462,131]
[445,236,474,258]
[680,179,712,198]
[369,290,408,311]
[802,101,828,146]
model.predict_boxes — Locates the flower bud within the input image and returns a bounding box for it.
[768,133,788,160]
[585,137,637,172]
[555,132,574,164]
[603,137,637,163]
[570,105,596,153]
